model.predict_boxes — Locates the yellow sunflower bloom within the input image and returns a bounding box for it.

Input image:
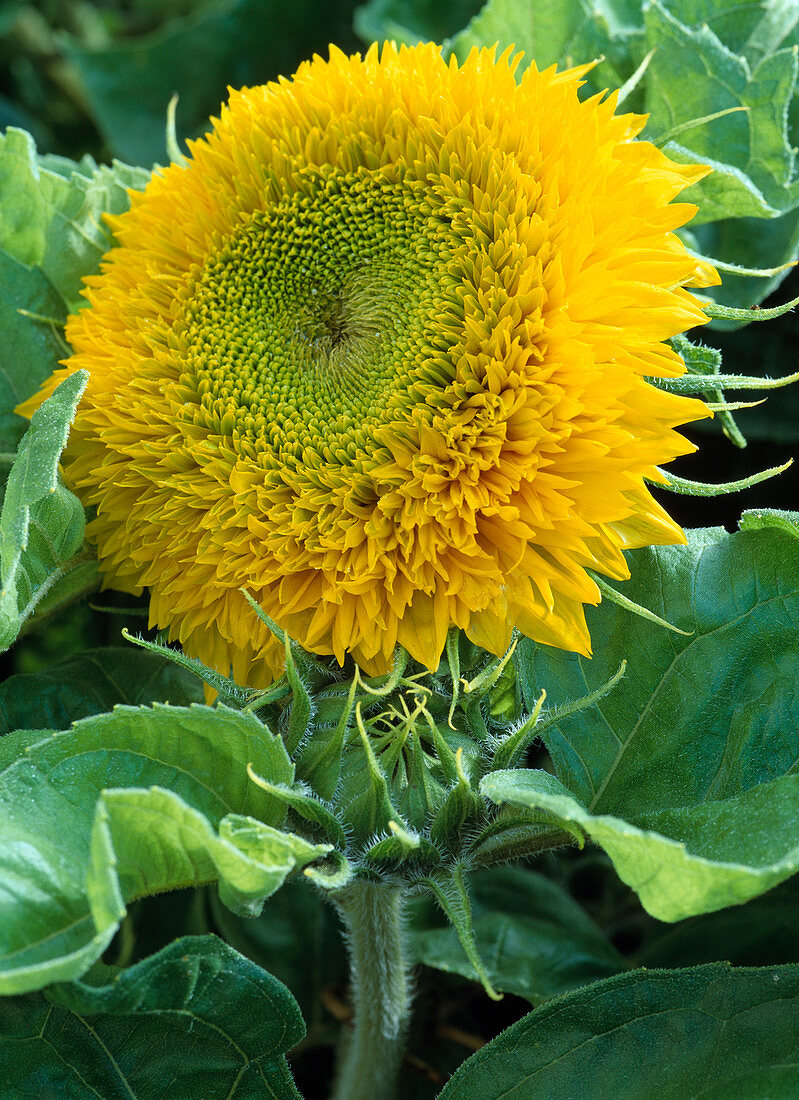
[21,42,719,683]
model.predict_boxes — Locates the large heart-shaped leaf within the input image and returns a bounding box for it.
[440,963,799,1099]
[510,519,799,920]
[0,935,304,1099]
[482,768,799,922]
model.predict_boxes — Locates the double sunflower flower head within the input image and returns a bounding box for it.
[23,42,717,694]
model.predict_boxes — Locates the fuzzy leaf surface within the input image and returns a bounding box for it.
[440,963,799,1099]
[0,128,149,314]
[511,521,799,920]
[0,128,146,460]
[644,2,799,217]
[0,372,90,653]
[210,880,348,1025]
[0,935,303,1099]
[482,768,799,922]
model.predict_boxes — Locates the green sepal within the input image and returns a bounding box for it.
[654,460,791,497]
[282,633,314,755]
[244,675,291,712]
[400,728,450,826]
[341,703,401,839]
[445,627,461,728]
[165,93,188,166]
[121,628,254,708]
[418,707,461,785]
[703,293,799,322]
[488,656,518,720]
[361,820,441,865]
[429,748,482,851]
[296,675,361,800]
[460,638,518,701]
[467,805,580,867]
[313,678,367,727]
[532,661,627,741]
[246,771,348,848]
[665,366,799,394]
[460,694,489,742]
[303,850,354,891]
[491,688,546,771]
[360,646,409,697]
[665,334,744,446]
[416,864,502,1001]
[594,573,691,635]
[240,589,333,681]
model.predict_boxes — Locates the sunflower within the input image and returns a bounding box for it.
[21,42,718,684]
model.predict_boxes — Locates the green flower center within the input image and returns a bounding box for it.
[177,167,457,457]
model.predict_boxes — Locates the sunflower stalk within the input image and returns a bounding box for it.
[330,880,412,1100]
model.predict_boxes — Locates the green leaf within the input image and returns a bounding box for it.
[0,251,66,455]
[644,2,799,217]
[517,524,799,811]
[0,935,304,1099]
[511,522,799,920]
[482,767,799,923]
[409,866,623,1003]
[739,507,799,535]
[0,702,316,994]
[0,645,204,736]
[439,963,799,1099]
[0,371,91,653]
[0,128,149,314]
[447,0,634,92]
[0,129,147,456]
[95,787,329,924]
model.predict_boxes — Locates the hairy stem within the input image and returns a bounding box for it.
[331,879,412,1100]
